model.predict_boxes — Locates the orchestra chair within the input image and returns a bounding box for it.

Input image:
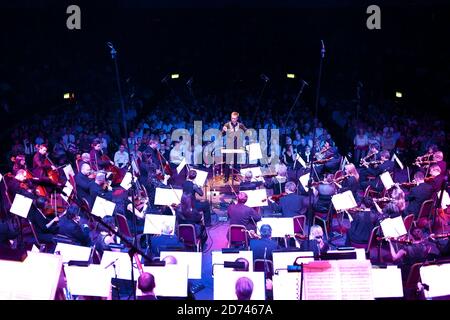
[116,213,132,239]
[403,214,415,236]
[293,215,306,237]
[365,225,382,262]
[333,170,344,181]
[178,224,201,252]
[313,215,329,241]
[254,259,274,279]
[414,199,434,232]
[227,224,249,250]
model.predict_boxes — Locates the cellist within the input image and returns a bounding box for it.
[32,144,55,180]
[89,139,113,171]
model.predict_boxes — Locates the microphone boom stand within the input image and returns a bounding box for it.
[307,41,325,240]
[107,42,139,300]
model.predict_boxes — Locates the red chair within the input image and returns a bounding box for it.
[293,215,306,236]
[116,213,132,239]
[403,214,415,236]
[228,224,248,249]
[254,259,274,279]
[415,199,434,231]
[178,224,201,252]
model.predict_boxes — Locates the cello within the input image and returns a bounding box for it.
[101,154,125,185]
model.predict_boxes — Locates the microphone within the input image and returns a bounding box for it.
[260,74,270,82]
[106,42,114,49]
[301,79,310,86]
[186,77,193,87]
[161,74,169,83]
[104,258,119,269]
[320,40,325,58]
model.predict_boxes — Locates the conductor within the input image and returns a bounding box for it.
[222,111,247,183]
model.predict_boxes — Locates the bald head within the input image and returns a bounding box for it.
[80,163,91,175]
[138,272,155,293]
[237,192,248,204]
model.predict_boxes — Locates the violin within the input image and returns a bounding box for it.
[269,192,287,203]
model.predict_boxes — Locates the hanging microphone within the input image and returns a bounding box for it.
[106,42,114,49]
[301,79,310,86]
[186,77,193,87]
[321,40,325,58]
[260,74,270,82]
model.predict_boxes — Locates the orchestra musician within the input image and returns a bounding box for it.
[87,172,113,209]
[277,181,308,217]
[227,192,261,233]
[300,225,330,258]
[314,140,341,175]
[264,163,288,195]
[339,163,361,203]
[76,153,91,173]
[222,111,247,183]
[426,164,445,194]
[7,169,37,199]
[249,224,279,262]
[89,139,112,171]
[28,196,60,251]
[345,197,379,247]
[12,154,27,175]
[433,151,447,176]
[313,173,336,215]
[405,171,433,219]
[182,170,212,227]
[75,163,94,204]
[359,150,394,192]
[32,144,55,179]
[58,205,92,247]
[239,171,263,191]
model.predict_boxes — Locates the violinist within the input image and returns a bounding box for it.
[12,154,27,175]
[28,196,60,251]
[359,150,394,192]
[433,151,447,176]
[239,171,263,191]
[387,226,440,278]
[278,181,308,217]
[75,163,94,203]
[426,164,445,194]
[345,197,379,247]
[313,173,336,215]
[315,140,341,176]
[227,192,261,233]
[87,172,113,209]
[339,163,361,203]
[58,205,91,247]
[182,170,212,227]
[405,171,433,219]
[249,224,279,262]
[89,139,112,171]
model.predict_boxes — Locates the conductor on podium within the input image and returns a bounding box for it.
[222,111,247,183]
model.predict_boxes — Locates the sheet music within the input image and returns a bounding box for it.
[101,251,139,280]
[299,173,310,192]
[211,250,254,272]
[63,164,75,180]
[91,196,116,218]
[338,260,374,300]
[248,143,263,161]
[54,243,92,264]
[296,154,307,168]
[176,158,186,174]
[257,218,295,238]
[272,271,301,300]
[143,214,176,235]
[371,265,403,298]
[303,260,374,300]
[120,171,135,190]
[160,251,202,279]
[65,264,111,297]
[0,252,63,300]
[380,216,407,238]
[380,171,395,190]
[331,191,357,211]
[192,169,209,187]
[420,263,450,298]
[10,193,33,218]
[242,189,268,207]
[154,187,182,206]
[140,264,188,297]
